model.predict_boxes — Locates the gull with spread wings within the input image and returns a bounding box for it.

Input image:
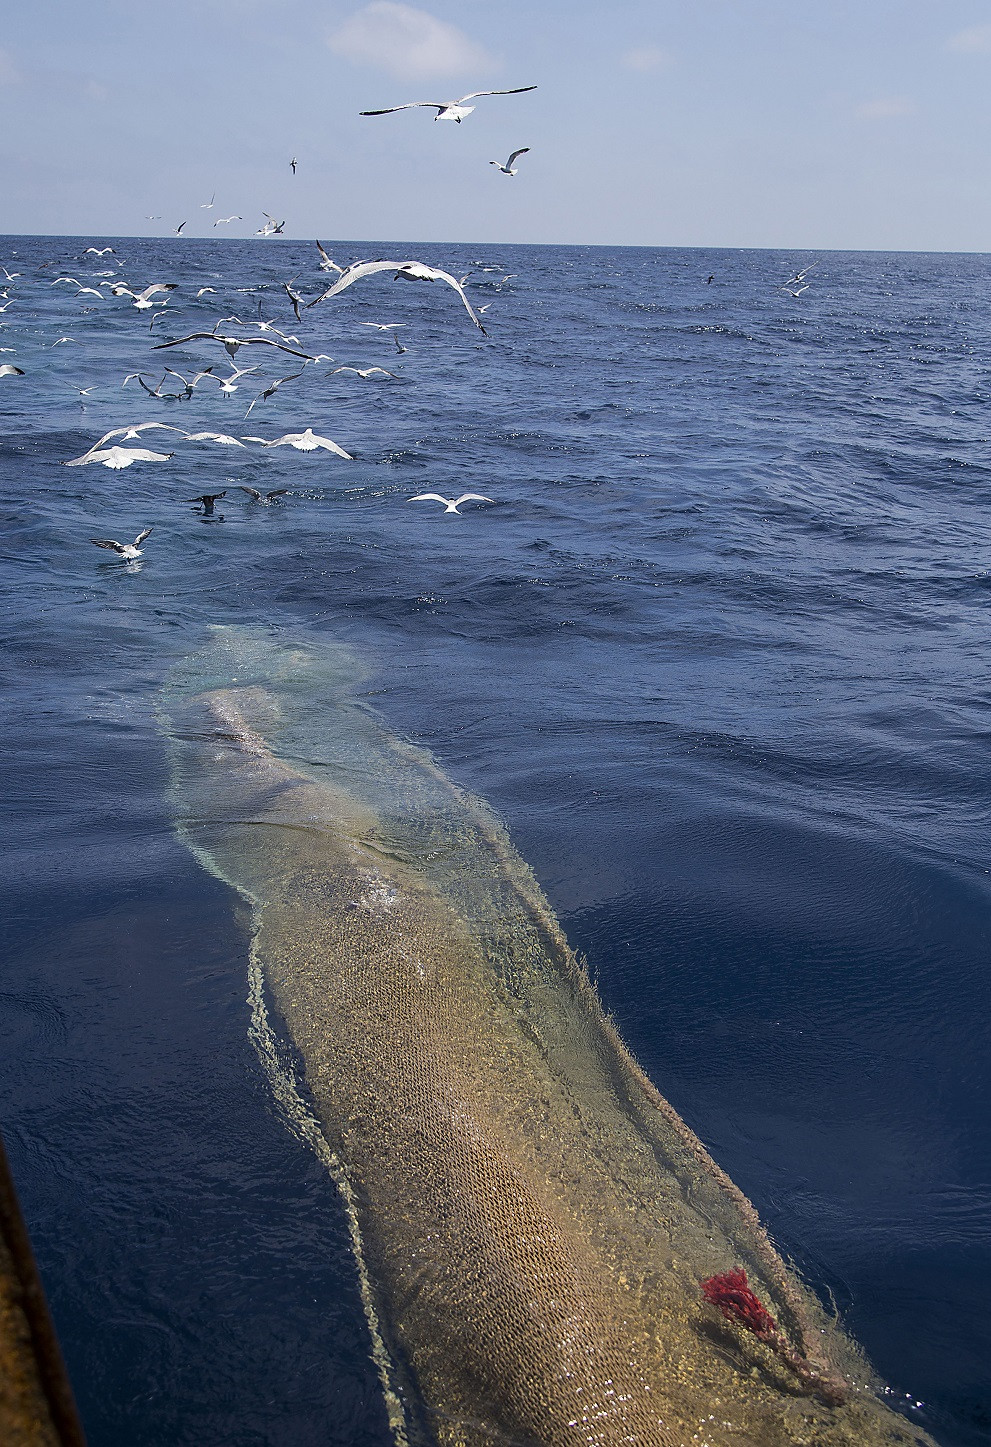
[90,528,153,559]
[490,147,530,176]
[309,260,486,332]
[361,85,536,123]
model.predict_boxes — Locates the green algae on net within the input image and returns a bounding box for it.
[162,626,933,1447]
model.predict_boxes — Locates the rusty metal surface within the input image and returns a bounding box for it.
[0,1133,86,1447]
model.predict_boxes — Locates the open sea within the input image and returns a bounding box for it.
[1,236,989,1447]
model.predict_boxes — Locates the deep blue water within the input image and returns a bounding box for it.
[1,236,989,1446]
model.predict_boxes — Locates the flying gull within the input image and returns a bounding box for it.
[489,147,530,175]
[164,366,216,397]
[244,369,304,417]
[0,363,24,377]
[87,423,186,448]
[110,282,177,310]
[241,427,352,457]
[214,216,242,226]
[85,247,115,256]
[316,241,343,273]
[211,363,260,396]
[409,493,494,513]
[309,259,486,332]
[256,214,286,237]
[91,528,153,559]
[183,430,248,447]
[200,192,216,209]
[154,331,316,361]
[66,446,174,469]
[361,86,536,123]
[290,156,297,174]
[331,366,400,379]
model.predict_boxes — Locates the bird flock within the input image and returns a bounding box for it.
[0,79,824,565]
[0,81,547,562]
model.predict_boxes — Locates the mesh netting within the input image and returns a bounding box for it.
[163,628,933,1447]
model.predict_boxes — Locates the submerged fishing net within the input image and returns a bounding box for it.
[163,627,933,1447]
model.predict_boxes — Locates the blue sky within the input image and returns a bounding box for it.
[4,0,991,249]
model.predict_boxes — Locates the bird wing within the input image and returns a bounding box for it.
[409,493,449,504]
[307,259,404,307]
[265,489,290,498]
[137,284,177,302]
[311,434,353,458]
[359,102,444,116]
[91,539,126,552]
[134,528,154,545]
[88,429,125,450]
[396,263,487,333]
[455,494,494,505]
[238,486,263,500]
[185,432,245,446]
[506,148,530,167]
[316,241,343,272]
[153,333,316,361]
[457,86,537,102]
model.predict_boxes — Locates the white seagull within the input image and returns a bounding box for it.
[87,423,186,448]
[409,492,494,513]
[110,282,177,309]
[310,259,486,332]
[213,215,242,226]
[65,446,174,469]
[0,363,25,377]
[783,285,810,298]
[490,147,530,175]
[210,363,260,396]
[200,192,216,209]
[359,322,405,331]
[164,366,216,397]
[85,247,115,256]
[361,85,536,123]
[183,431,247,447]
[242,427,352,458]
[316,241,344,273]
[91,528,153,559]
[331,365,400,379]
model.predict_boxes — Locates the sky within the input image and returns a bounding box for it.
[4,0,991,250]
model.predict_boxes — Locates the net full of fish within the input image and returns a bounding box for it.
[162,625,933,1447]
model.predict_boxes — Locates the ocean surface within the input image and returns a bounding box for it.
[1,236,989,1447]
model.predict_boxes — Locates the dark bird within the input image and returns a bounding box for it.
[290,156,297,174]
[283,278,304,322]
[239,486,290,503]
[185,491,227,516]
[244,369,304,418]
